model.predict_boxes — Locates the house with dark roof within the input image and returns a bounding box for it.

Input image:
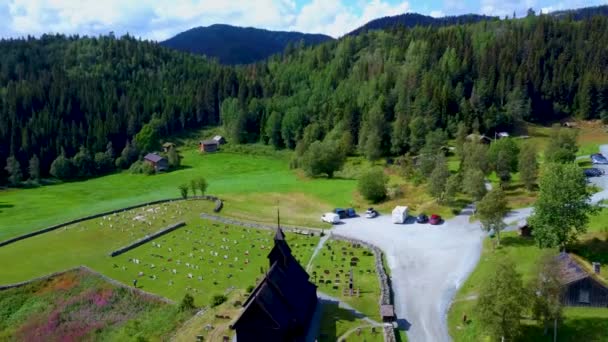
[556,253,608,307]
[213,135,227,145]
[143,153,169,172]
[230,219,318,341]
[466,133,492,144]
[199,139,219,153]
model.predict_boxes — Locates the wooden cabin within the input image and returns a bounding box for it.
[557,253,608,308]
[199,140,219,153]
[143,153,168,172]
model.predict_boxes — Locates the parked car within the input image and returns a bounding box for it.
[365,208,378,218]
[591,153,608,164]
[429,214,442,225]
[346,208,357,218]
[584,168,603,177]
[334,208,347,219]
[416,214,429,224]
[321,213,340,224]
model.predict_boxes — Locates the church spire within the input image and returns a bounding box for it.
[274,207,285,241]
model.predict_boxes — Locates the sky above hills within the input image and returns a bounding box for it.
[0,0,606,40]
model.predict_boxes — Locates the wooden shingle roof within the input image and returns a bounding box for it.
[556,252,590,285]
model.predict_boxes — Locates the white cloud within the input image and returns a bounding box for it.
[430,10,445,17]
[479,0,537,17]
[0,0,410,40]
[291,0,409,37]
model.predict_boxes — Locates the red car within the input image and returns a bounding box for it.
[429,214,442,225]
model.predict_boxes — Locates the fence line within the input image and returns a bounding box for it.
[109,221,186,257]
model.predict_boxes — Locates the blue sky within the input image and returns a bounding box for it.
[0,0,606,40]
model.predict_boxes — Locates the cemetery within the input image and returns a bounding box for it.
[0,198,389,340]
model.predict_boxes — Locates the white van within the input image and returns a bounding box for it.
[392,206,408,224]
[321,212,340,224]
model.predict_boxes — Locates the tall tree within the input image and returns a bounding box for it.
[531,252,563,338]
[528,163,597,249]
[518,142,538,191]
[28,155,40,182]
[476,257,526,341]
[4,156,22,186]
[358,168,388,203]
[477,188,509,245]
[463,168,487,201]
[544,127,578,164]
[168,147,181,168]
[301,139,346,178]
[428,154,450,202]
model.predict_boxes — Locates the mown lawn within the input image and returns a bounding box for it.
[309,239,381,321]
[0,268,191,341]
[448,231,608,342]
[0,200,320,308]
[0,148,356,240]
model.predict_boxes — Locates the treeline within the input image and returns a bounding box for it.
[2,14,608,184]
[0,34,253,183]
[221,14,608,161]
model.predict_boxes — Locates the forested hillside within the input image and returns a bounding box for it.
[161,24,332,65]
[348,13,498,35]
[1,14,608,184]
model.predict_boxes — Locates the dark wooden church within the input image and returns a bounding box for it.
[230,222,318,341]
[557,252,608,308]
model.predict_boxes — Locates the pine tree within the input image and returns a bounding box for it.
[4,156,22,186]
[28,155,40,181]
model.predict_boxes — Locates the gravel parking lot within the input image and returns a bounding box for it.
[332,207,484,342]
[332,144,608,342]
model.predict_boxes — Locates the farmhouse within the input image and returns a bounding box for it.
[143,153,168,172]
[230,225,317,341]
[199,140,219,153]
[556,252,608,308]
[466,133,492,144]
[162,142,175,153]
[213,135,227,145]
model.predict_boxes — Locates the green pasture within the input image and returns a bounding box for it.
[0,200,320,308]
[0,149,356,240]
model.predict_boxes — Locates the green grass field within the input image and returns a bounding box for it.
[0,200,320,308]
[309,239,381,321]
[448,232,608,341]
[0,149,356,240]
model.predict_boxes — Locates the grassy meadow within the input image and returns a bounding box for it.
[0,148,355,240]
[0,268,190,341]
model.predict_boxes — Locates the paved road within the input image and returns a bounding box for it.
[330,144,608,342]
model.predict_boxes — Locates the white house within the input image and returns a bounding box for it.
[392,206,408,224]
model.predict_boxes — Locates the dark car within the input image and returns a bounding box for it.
[346,208,357,218]
[416,214,429,224]
[429,214,442,225]
[591,153,608,165]
[584,168,603,177]
[334,208,347,219]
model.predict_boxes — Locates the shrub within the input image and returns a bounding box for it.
[211,294,227,307]
[358,168,388,203]
[246,285,255,293]
[178,293,195,312]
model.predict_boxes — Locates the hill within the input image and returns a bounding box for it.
[160,24,333,64]
[550,5,608,19]
[1,15,608,185]
[0,267,189,341]
[348,13,498,35]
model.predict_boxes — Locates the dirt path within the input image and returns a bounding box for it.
[306,234,330,272]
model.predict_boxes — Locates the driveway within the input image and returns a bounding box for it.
[331,208,484,342]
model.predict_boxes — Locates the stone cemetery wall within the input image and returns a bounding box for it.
[0,196,222,248]
[330,233,397,342]
[199,213,321,235]
[109,221,186,257]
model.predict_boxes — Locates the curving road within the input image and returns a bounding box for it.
[331,145,608,342]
